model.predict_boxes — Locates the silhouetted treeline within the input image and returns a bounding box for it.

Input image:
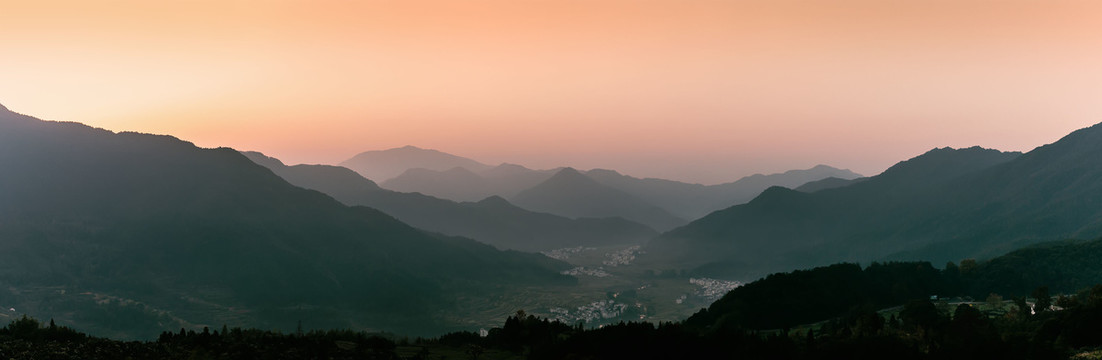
[688,238,1102,333]
[0,316,399,359]
[418,285,1102,359]
[6,283,1102,359]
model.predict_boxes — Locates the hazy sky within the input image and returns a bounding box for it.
[3,0,1101,184]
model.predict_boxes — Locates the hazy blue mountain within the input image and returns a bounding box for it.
[243,152,657,251]
[793,176,868,193]
[645,145,1035,280]
[512,168,688,232]
[0,105,573,339]
[381,163,555,202]
[339,145,492,183]
[584,165,863,220]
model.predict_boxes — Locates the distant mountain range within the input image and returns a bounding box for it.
[382,163,556,202]
[794,176,868,193]
[646,123,1102,280]
[340,145,492,183]
[351,146,860,228]
[0,104,574,338]
[584,165,864,220]
[242,152,658,252]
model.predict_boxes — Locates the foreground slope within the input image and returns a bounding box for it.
[689,237,1102,333]
[243,152,658,251]
[0,105,573,338]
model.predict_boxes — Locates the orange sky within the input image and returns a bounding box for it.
[2,0,1101,184]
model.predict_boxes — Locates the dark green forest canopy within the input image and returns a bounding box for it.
[687,237,1102,333]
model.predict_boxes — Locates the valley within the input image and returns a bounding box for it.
[6,1,1102,357]
[4,103,1102,358]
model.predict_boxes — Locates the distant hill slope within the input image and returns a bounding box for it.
[371,147,859,221]
[381,164,556,202]
[585,165,862,220]
[381,167,490,201]
[339,145,492,182]
[512,168,688,232]
[794,176,868,193]
[0,105,573,339]
[243,152,657,252]
[646,144,1038,280]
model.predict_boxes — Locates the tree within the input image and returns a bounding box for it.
[1012,296,1031,319]
[1032,286,1051,314]
[959,259,978,275]
[900,300,941,335]
[466,344,485,360]
[986,293,1005,314]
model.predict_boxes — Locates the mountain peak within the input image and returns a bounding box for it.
[0,103,9,113]
[480,163,534,178]
[476,195,513,207]
[340,145,490,182]
[513,166,687,231]
[553,167,583,176]
[539,167,596,186]
[585,168,622,177]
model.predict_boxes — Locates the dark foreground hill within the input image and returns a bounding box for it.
[0,104,573,338]
[688,237,1102,331]
[242,152,658,252]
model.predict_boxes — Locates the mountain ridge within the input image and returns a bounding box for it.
[339,145,492,183]
[366,145,860,220]
[645,145,1032,279]
[512,167,688,232]
[0,107,574,338]
[243,152,658,252]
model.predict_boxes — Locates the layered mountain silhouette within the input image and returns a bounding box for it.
[381,163,556,202]
[376,150,861,221]
[0,105,574,338]
[339,145,492,183]
[512,168,688,232]
[584,165,863,220]
[645,127,1102,280]
[242,152,658,252]
[794,176,868,193]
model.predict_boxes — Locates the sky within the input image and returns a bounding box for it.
[2,0,1101,184]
